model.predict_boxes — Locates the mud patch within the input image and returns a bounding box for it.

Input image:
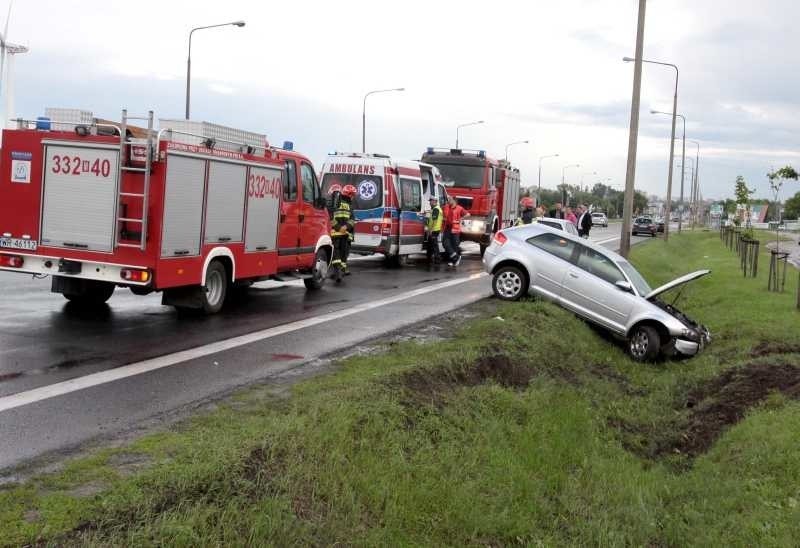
[612,362,800,462]
[750,341,800,357]
[401,354,536,408]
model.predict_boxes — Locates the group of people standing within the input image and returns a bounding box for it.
[515,198,594,237]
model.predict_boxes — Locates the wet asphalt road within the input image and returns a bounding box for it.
[0,224,647,470]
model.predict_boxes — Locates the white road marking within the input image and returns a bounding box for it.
[594,236,621,245]
[0,273,488,413]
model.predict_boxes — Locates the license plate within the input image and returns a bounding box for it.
[0,237,37,251]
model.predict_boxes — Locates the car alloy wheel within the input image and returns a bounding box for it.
[629,325,661,362]
[492,266,528,301]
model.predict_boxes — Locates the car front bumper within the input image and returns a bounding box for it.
[670,328,711,356]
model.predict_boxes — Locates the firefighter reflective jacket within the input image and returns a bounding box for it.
[331,200,354,239]
[427,204,443,232]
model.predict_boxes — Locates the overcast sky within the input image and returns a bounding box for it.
[4,0,799,200]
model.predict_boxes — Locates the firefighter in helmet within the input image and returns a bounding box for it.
[330,184,356,281]
[426,195,443,267]
[515,196,537,226]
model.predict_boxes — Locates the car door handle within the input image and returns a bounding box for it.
[569,272,579,278]
[299,214,305,222]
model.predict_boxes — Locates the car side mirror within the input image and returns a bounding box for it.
[315,196,326,209]
[615,280,633,293]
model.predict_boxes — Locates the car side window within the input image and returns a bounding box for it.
[526,233,577,263]
[575,245,626,286]
[284,160,297,201]
[539,220,561,231]
[300,163,317,205]
[400,178,422,212]
[566,223,578,236]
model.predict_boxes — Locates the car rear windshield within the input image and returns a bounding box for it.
[429,163,485,189]
[321,173,382,210]
[618,260,652,296]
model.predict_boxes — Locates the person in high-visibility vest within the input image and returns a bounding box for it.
[515,196,537,226]
[330,184,355,281]
[426,196,443,267]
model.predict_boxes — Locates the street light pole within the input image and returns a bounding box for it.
[537,153,559,207]
[361,87,405,153]
[688,140,700,228]
[623,54,678,241]
[619,0,647,258]
[504,140,529,162]
[455,120,484,148]
[186,21,245,120]
[652,110,686,233]
[561,163,580,205]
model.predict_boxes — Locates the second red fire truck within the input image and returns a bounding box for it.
[0,109,332,314]
[421,147,520,255]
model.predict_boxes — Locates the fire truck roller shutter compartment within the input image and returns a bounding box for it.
[244,166,282,252]
[161,155,206,257]
[204,161,247,244]
[40,143,120,252]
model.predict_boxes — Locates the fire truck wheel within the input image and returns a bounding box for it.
[304,249,329,290]
[201,261,228,314]
[63,280,115,305]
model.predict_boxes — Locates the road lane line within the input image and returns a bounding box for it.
[594,236,621,245]
[0,273,488,413]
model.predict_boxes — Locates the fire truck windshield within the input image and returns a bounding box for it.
[430,163,484,189]
[321,173,383,210]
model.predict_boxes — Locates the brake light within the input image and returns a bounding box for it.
[0,254,24,268]
[493,231,508,246]
[381,210,393,235]
[120,268,151,283]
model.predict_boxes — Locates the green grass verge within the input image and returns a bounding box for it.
[2,231,800,546]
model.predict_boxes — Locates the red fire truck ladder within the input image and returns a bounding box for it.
[115,109,154,251]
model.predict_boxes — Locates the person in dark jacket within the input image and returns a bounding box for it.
[577,204,593,238]
[549,202,565,219]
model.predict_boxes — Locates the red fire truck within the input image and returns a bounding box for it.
[0,110,332,314]
[421,147,520,255]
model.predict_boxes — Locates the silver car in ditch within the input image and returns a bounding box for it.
[482,224,710,361]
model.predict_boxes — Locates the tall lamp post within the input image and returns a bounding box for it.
[561,163,580,205]
[455,120,484,148]
[186,21,245,120]
[652,110,686,233]
[537,153,559,206]
[362,87,404,153]
[623,55,678,241]
[688,140,700,228]
[504,140,529,162]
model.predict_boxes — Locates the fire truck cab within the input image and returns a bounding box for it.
[421,147,520,255]
[0,109,332,314]
[318,153,448,263]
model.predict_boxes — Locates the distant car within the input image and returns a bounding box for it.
[482,223,711,361]
[591,212,608,227]
[632,216,657,237]
[536,217,580,236]
[655,217,665,233]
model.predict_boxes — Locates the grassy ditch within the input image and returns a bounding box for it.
[2,230,800,546]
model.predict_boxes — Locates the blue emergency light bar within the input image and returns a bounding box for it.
[282,141,294,151]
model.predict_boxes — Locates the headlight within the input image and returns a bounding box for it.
[462,219,486,233]
[680,328,700,342]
